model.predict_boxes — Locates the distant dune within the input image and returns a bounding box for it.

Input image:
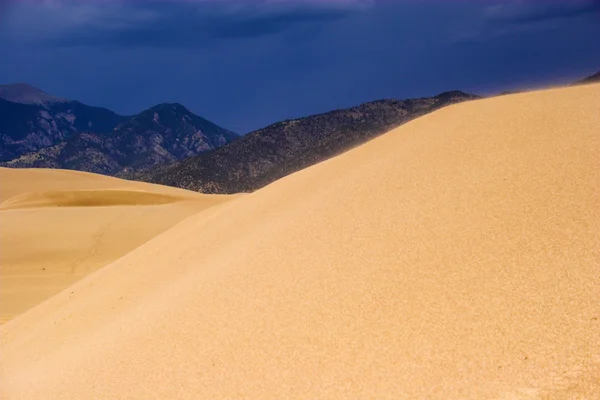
[0,189,183,210]
[0,167,207,202]
[1,84,599,399]
[0,168,234,323]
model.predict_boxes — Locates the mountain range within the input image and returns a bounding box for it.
[131,91,480,193]
[2,70,598,193]
[0,84,238,173]
[0,85,125,161]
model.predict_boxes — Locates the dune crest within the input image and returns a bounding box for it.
[1,84,599,399]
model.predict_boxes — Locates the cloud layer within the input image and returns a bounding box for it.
[1,0,598,134]
[3,0,373,47]
[485,0,600,24]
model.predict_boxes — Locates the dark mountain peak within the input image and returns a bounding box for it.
[147,102,190,114]
[0,83,68,106]
[123,103,209,130]
[118,102,224,134]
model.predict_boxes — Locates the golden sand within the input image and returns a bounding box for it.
[1,84,599,399]
[0,168,233,323]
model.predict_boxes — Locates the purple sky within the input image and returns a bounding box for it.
[1,0,599,133]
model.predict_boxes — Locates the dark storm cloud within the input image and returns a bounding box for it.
[0,0,11,24]
[6,0,366,48]
[485,0,600,25]
[210,7,353,39]
[1,1,598,134]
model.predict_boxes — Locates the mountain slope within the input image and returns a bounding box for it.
[2,84,598,399]
[135,91,479,193]
[0,96,125,161]
[3,103,238,175]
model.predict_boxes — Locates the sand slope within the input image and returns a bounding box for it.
[1,84,599,399]
[0,168,233,323]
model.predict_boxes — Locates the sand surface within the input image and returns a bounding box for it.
[1,84,599,399]
[0,168,233,323]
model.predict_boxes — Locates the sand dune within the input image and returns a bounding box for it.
[1,84,599,399]
[0,167,205,202]
[0,189,184,209]
[0,168,234,323]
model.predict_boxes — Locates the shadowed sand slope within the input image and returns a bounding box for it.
[0,189,183,209]
[0,168,234,323]
[1,84,599,399]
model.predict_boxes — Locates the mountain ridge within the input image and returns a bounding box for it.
[130,90,480,193]
[3,102,238,175]
[0,83,239,170]
[0,97,126,161]
[4,73,594,194]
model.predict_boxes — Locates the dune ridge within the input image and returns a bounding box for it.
[1,84,599,399]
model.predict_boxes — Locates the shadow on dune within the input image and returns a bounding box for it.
[0,189,183,210]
